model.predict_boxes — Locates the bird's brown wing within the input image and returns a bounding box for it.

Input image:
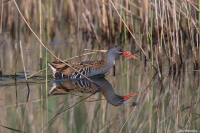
[49,61,95,77]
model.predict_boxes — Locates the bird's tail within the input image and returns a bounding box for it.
[48,62,57,78]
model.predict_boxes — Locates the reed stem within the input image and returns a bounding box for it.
[39,0,42,71]
[19,41,30,92]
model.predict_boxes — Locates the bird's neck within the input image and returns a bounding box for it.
[91,53,115,75]
[102,53,115,69]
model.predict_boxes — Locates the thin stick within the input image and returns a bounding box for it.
[19,41,30,96]
[84,49,107,52]
[109,0,157,72]
[0,0,3,33]
[14,43,17,78]
[14,43,18,109]
[0,42,2,77]
[0,1,3,76]
[27,69,45,79]
[39,0,42,70]
[13,0,99,87]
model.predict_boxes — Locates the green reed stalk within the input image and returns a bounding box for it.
[111,14,115,37]
[119,2,126,72]
[38,0,44,130]
[14,43,17,78]
[151,69,156,132]
[0,2,3,34]
[39,0,42,71]
[122,11,127,72]
[0,2,3,76]
[19,41,30,93]
[199,0,200,49]
[149,10,154,65]
[50,1,53,20]
[45,47,48,133]
[0,43,2,76]
[46,50,48,93]
[46,0,53,43]
[122,9,127,44]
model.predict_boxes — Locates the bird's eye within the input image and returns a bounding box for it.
[117,49,123,53]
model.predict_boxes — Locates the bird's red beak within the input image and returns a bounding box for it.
[123,92,138,101]
[123,52,137,59]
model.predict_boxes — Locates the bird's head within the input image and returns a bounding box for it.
[108,46,137,59]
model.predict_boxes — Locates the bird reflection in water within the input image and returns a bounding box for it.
[48,76,138,106]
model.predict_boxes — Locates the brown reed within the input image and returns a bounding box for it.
[0,0,198,72]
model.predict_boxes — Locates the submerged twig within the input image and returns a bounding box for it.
[14,43,18,78]
[19,41,30,93]
[14,43,18,108]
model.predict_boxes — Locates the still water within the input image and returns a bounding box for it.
[0,40,199,133]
